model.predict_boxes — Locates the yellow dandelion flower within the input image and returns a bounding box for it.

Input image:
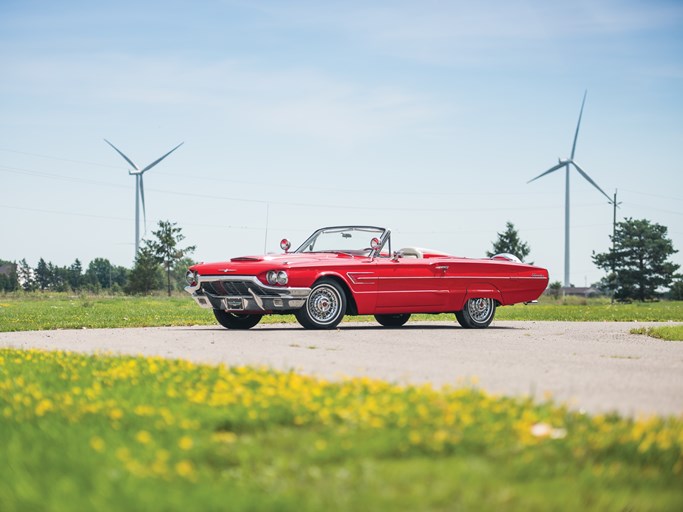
[135,431,152,444]
[175,460,195,479]
[179,436,194,451]
[89,436,105,453]
[35,399,53,416]
[433,430,449,444]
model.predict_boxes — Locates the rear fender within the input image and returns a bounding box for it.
[462,284,503,308]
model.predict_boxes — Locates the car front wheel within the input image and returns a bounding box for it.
[296,279,347,329]
[455,298,496,328]
[374,313,411,327]
[213,310,262,330]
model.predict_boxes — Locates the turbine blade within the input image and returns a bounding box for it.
[140,142,184,173]
[570,90,587,160]
[104,139,139,171]
[570,161,612,203]
[527,161,567,184]
[139,175,147,234]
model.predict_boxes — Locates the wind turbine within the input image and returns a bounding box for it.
[104,139,184,257]
[527,91,612,288]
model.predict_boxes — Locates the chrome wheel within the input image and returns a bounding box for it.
[467,298,495,324]
[307,285,342,324]
[295,279,347,329]
[455,298,497,329]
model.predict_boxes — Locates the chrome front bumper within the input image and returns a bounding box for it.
[185,275,311,313]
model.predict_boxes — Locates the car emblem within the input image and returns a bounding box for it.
[218,268,237,273]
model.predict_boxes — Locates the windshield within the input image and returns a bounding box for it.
[295,226,388,255]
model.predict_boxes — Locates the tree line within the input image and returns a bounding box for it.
[0,220,195,296]
[1,217,681,301]
[485,218,681,301]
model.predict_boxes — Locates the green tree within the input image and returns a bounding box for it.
[86,258,114,290]
[0,260,19,292]
[125,245,164,294]
[486,221,531,262]
[67,259,84,292]
[547,281,562,300]
[667,279,683,300]
[18,259,35,292]
[592,218,679,301]
[147,220,196,296]
[48,263,69,292]
[35,258,51,291]
[111,265,130,292]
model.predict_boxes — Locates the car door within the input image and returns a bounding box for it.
[429,259,468,311]
[373,257,449,311]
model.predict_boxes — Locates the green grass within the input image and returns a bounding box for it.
[1,348,682,511]
[496,297,683,322]
[630,325,683,341]
[1,294,683,331]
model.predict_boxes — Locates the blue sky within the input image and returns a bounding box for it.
[1,0,681,287]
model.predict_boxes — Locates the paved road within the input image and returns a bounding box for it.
[1,321,682,417]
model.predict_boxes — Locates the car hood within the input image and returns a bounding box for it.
[190,252,358,275]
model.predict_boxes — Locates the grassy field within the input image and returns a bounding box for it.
[1,348,682,511]
[631,325,683,341]
[1,293,683,332]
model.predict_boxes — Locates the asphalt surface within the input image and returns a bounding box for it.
[1,321,682,417]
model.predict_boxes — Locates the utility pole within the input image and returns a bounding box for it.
[263,202,270,253]
[610,189,622,303]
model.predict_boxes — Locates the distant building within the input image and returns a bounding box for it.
[0,263,16,276]
[543,285,603,298]
[561,286,601,298]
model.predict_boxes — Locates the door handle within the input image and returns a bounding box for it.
[435,266,448,271]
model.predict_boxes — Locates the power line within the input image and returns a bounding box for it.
[626,203,683,217]
[621,188,682,203]
[1,163,605,214]
[1,146,548,197]
[0,147,122,169]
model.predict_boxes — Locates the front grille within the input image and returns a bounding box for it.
[201,280,268,297]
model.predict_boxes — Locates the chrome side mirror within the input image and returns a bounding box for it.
[280,238,291,253]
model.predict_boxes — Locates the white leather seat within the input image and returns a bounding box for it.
[398,247,423,259]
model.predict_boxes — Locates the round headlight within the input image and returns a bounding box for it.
[276,271,288,285]
[266,271,278,285]
[185,270,197,286]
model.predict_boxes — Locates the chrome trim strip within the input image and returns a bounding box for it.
[346,271,376,285]
[373,275,547,281]
[377,290,449,294]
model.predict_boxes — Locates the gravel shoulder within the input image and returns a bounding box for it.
[1,321,682,417]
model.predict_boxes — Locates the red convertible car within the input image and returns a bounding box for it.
[185,226,549,330]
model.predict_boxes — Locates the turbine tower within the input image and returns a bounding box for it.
[104,139,184,257]
[527,91,612,287]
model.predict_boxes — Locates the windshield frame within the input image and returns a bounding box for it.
[293,226,391,258]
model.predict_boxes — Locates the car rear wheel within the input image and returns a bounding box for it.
[455,298,496,329]
[295,278,347,329]
[213,310,262,330]
[374,313,411,327]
